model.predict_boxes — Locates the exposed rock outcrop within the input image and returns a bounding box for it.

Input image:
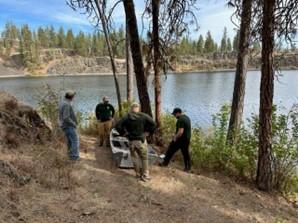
[47,56,126,74]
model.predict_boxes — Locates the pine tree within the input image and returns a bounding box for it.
[65,29,74,49]
[227,38,232,52]
[57,27,66,48]
[32,32,41,65]
[37,27,48,48]
[233,31,240,52]
[117,26,125,58]
[196,35,204,54]
[20,24,33,67]
[2,22,19,55]
[74,31,88,56]
[220,27,228,52]
[48,26,57,48]
[204,31,215,53]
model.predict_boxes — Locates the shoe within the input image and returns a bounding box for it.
[183,167,191,173]
[140,175,151,182]
[158,162,168,167]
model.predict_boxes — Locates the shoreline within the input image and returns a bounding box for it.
[0,67,297,79]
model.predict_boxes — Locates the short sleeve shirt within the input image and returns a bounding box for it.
[176,114,191,141]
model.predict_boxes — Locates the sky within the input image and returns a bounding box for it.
[0,0,237,42]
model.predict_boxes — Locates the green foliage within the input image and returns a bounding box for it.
[188,105,298,193]
[204,31,216,53]
[36,85,61,135]
[227,38,232,52]
[233,31,239,52]
[160,114,177,147]
[79,113,98,136]
[196,35,204,54]
[220,27,228,52]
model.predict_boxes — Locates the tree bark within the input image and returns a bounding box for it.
[226,0,252,145]
[126,19,134,103]
[256,0,275,192]
[123,0,153,117]
[152,0,162,142]
[94,0,122,116]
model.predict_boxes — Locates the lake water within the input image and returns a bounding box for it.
[1,70,298,127]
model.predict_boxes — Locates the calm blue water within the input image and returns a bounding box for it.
[1,70,298,127]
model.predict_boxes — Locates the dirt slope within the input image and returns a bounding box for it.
[0,135,297,223]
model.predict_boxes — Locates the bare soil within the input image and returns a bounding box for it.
[0,135,297,223]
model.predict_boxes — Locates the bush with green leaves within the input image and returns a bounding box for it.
[190,104,298,193]
[36,85,61,135]
[79,112,98,136]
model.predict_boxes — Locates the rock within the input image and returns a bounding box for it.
[47,56,126,75]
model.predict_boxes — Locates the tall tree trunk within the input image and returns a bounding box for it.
[226,0,252,145]
[152,0,162,143]
[126,19,134,103]
[123,0,153,117]
[94,0,122,116]
[256,0,275,192]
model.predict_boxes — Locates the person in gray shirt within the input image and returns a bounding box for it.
[59,90,80,161]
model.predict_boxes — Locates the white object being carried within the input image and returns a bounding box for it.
[109,129,159,168]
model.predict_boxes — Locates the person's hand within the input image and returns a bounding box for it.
[172,135,176,142]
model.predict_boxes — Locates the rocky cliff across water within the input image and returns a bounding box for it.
[0,49,298,76]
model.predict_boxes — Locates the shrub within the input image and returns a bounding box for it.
[189,104,298,193]
[79,113,98,136]
[36,84,61,135]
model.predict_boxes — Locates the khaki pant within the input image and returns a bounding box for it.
[97,120,113,146]
[129,140,149,178]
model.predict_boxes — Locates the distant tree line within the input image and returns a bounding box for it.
[0,21,126,68]
[0,21,296,68]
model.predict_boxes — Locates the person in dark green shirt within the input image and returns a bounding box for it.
[95,96,115,147]
[160,108,192,171]
[115,103,156,181]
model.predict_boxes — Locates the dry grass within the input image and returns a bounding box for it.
[0,135,297,223]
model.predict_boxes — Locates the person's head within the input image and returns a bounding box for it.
[130,102,140,113]
[102,96,109,104]
[65,90,76,101]
[171,107,182,119]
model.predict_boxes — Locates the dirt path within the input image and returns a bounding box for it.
[1,135,297,223]
[73,136,297,223]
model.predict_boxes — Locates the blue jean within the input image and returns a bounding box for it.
[63,127,80,160]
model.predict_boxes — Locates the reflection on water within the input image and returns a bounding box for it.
[0,70,298,127]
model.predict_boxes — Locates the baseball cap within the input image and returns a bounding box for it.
[65,90,76,98]
[171,107,182,115]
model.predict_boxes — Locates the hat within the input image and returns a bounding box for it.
[65,90,76,98]
[171,107,182,115]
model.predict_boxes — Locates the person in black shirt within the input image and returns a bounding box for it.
[95,96,115,147]
[115,103,156,181]
[160,108,192,171]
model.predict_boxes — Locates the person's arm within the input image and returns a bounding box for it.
[144,114,156,135]
[95,104,101,120]
[173,119,184,142]
[173,128,184,142]
[110,104,115,118]
[115,117,126,135]
[62,104,77,127]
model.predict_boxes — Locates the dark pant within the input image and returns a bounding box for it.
[163,139,191,170]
